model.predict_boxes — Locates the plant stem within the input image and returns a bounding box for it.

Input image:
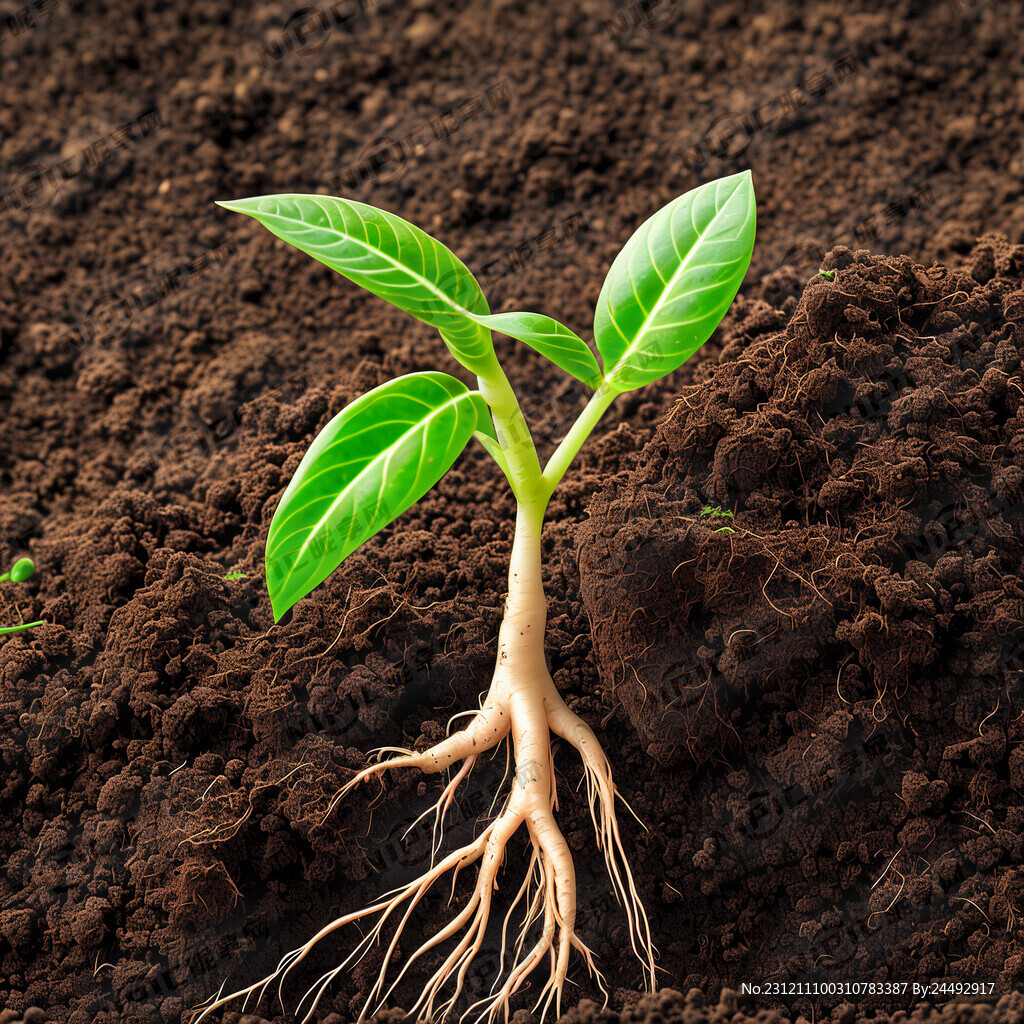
[495,501,548,676]
[0,621,42,636]
[539,382,618,500]
[476,350,543,499]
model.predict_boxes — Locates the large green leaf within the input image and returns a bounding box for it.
[466,311,604,389]
[594,170,756,392]
[265,372,487,620]
[217,195,495,373]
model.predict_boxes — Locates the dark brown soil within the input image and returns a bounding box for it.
[1,0,1024,1023]
[578,237,1024,1008]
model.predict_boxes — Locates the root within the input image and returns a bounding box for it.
[194,682,655,1024]
[322,702,511,823]
[193,819,498,1024]
[547,698,659,991]
[402,754,478,866]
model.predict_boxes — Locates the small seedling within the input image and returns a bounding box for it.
[818,269,835,280]
[699,504,736,534]
[699,504,733,519]
[0,557,43,637]
[224,570,247,580]
[199,171,755,1024]
[0,557,35,583]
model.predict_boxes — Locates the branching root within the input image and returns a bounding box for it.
[193,686,655,1024]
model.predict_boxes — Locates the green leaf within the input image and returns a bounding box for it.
[217,195,495,373]
[594,170,756,393]
[266,371,482,620]
[465,311,603,389]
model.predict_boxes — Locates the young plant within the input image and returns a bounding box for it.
[699,504,736,534]
[0,557,43,637]
[198,171,756,1024]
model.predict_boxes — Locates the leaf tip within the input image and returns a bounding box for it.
[216,198,251,214]
[723,168,754,193]
[269,589,292,623]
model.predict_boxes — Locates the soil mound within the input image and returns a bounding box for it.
[577,239,1024,1004]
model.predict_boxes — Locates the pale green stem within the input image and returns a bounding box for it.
[475,349,543,500]
[475,338,619,509]
[538,382,618,502]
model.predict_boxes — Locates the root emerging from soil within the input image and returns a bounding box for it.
[196,504,656,1023]
[194,672,655,1024]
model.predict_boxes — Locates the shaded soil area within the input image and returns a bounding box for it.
[1,0,1024,1022]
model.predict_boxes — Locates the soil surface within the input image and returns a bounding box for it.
[1,0,1023,1023]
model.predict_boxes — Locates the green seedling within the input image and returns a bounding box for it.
[0,557,35,583]
[818,269,834,280]
[224,571,247,580]
[699,504,736,534]
[0,558,43,637]
[200,171,756,1024]
[699,504,733,519]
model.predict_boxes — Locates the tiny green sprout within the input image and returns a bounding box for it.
[224,571,247,580]
[11,557,34,582]
[203,171,757,1024]
[0,557,35,583]
[818,269,835,280]
[1,557,42,638]
[700,503,733,518]
[699,504,736,533]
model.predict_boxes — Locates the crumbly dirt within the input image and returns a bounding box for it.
[578,238,1024,1013]
[1,0,1023,1022]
